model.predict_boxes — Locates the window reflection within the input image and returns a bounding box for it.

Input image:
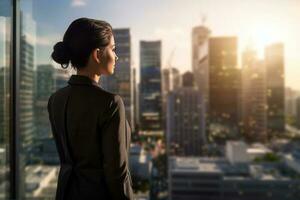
[0,0,11,199]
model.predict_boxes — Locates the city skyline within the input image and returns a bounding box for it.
[1,1,300,199]
[28,0,300,90]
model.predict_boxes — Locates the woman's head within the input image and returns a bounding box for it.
[51,17,118,75]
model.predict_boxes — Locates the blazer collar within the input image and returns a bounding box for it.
[68,75,101,88]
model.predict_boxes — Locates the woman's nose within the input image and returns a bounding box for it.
[115,55,118,61]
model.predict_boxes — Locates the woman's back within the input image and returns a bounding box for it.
[48,75,133,200]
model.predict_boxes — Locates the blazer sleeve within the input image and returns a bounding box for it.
[100,95,134,200]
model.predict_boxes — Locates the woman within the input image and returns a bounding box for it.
[47,18,134,200]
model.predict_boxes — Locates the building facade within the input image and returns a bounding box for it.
[241,48,267,142]
[265,43,285,136]
[167,72,205,156]
[209,37,241,138]
[139,41,163,134]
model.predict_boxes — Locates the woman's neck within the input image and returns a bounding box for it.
[77,70,100,83]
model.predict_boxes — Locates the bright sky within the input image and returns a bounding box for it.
[27,0,300,90]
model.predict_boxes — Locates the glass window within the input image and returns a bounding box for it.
[11,0,300,199]
[19,1,68,198]
[0,0,12,199]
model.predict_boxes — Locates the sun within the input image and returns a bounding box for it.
[250,23,278,58]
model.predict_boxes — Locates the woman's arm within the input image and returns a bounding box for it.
[100,95,134,200]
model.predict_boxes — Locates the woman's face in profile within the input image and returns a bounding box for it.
[101,35,118,75]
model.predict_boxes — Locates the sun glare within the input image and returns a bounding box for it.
[250,23,279,58]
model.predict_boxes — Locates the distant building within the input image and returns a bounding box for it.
[169,156,300,200]
[20,12,36,163]
[225,141,249,164]
[167,72,205,156]
[139,41,163,134]
[241,48,267,142]
[19,11,37,195]
[162,67,181,132]
[192,25,210,137]
[35,64,55,139]
[265,43,285,135]
[209,37,241,138]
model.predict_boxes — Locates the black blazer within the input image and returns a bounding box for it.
[47,75,134,200]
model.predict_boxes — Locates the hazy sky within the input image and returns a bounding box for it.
[26,0,300,90]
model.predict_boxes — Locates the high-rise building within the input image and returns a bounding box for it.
[265,43,285,135]
[36,64,55,99]
[32,66,66,165]
[139,41,162,134]
[162,67,181,95]
[192,26,210,138]
[35,64,55,139]
[209,37,241,137]
[101,28,133,129]
[20,12,36,158]
[167,72,205,156]
[241,48,267,142]
[192,25,210,100]
[19,11,36,196]
[162,67,181,132]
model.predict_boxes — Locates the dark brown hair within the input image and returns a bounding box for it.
[51,17,113,69]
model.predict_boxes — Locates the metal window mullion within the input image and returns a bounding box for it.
[10,0,21,199]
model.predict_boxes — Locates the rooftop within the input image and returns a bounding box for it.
[170,156,295,181]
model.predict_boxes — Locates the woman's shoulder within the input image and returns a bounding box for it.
[48,85,125,112]
[94,87,124,104]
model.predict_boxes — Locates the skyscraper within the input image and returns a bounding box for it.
[139,41,162,134]
[192,26,210,137]
[101,28,133,129]
[35,64,55,139]
[19,10,36,196]
[162,67,181,132]
[34,64,59,164]
[242,48,267,142]
[209,37,241,138]
[192,25,210,99]
[265,43,285,136]
[167,72,205,156]
[20,12,36,159]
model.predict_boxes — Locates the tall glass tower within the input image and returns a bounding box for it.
[139,41,162,134]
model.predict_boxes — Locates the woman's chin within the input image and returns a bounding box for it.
[108,69,114,75]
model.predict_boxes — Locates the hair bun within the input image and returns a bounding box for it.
[51,41,70,67]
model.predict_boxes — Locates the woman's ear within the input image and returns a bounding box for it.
[92,48,101,64]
